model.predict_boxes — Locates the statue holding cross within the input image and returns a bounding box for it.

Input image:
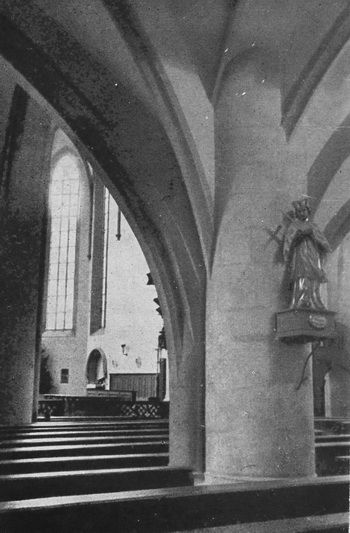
[283,198,331,310]
[275,198,336,343]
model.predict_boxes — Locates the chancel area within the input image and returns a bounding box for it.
[0,1,349,531]
[40,128,168,405]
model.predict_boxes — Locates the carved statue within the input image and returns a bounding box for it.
[283,198,331,310]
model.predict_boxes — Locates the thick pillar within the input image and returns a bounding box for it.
[0,81,51,425]
[206,51,315,481]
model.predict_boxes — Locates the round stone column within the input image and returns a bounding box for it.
[0,85,50,426]
[206,50,315,481]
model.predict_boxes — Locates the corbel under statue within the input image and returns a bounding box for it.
[275,198,337,344]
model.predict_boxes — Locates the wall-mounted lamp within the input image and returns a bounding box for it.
[121,344,128,356]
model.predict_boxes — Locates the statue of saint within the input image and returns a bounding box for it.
[283,198,331,310]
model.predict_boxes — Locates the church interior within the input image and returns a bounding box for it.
[0,1,349,531]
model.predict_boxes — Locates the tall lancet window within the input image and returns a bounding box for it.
[45,151,81,330]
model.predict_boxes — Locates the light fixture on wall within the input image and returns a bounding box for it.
[121,344,128,356]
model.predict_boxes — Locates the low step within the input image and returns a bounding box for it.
[0,441,168,459]
[336,455,350,462]
[0,452,169,475]
[0,476,347,532]
[315,418,350,434]
[334,456,350,475]
[39,416,168,423]
[0,434,168,448]
[316,442,350,453]
[0,421,169,433]
[316,434,350,443]
[0,428,167,439]
[0,466,192,501]
[36,416,168,423]
[181,513,350,533]
[316,443,350,476]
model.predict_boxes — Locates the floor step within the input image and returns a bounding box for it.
[0,453,169,474]
[39,416,168,423]
[0,434,168,447]
[316,442,350,452]
[0,428,167,439]
[315,418,350,434]
[316,434,350,442]
[185,513,350,533]
[334,456,350,475]
[36,416,168,423]
[0,421,169,433]
[0,476,347,532]
[316,442,350,475]
[0,441,168,459]
[0,467,192,501]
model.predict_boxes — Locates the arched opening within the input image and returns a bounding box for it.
[86,349,107,389]
[0,3,207,472]
[40,128,169,405]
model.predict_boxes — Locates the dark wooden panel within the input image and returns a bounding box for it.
[109,374,157,400]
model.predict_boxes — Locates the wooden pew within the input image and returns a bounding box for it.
[0,476,348,532]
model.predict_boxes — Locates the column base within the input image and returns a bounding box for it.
[203,472,295,485]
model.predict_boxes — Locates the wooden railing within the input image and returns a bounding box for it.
[38,395,169,419]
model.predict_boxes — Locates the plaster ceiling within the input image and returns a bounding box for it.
[33,0,233,100]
